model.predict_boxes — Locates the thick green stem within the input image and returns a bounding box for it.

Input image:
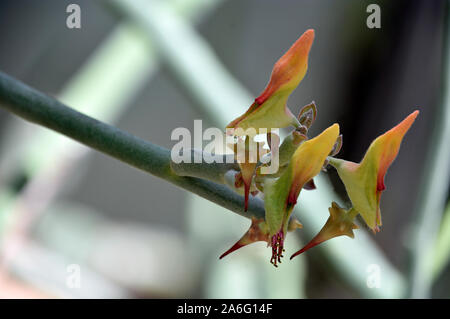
[0,71,264,220]
[170,149,239,184]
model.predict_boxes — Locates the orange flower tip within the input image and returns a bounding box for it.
[293,29,315,52]
[292,28,315,57]
[305,28,315,38]
[255,29,315,106]
[387,110,419,136]
[400,110,419,128]
[219,241,245,259]
[375,110,419,193]
[219,218,268,259]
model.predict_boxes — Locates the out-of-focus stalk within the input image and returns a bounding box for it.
[0,72,266,220]
[431,202,450,280]
[408,1,450,298]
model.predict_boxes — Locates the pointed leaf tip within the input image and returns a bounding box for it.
[255,29,315,105]
[290,203,358,259]
[219,218,269,259]
[219,241,245,259]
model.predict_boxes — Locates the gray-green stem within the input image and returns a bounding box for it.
[170,149,239,184]
[0,71,265,220]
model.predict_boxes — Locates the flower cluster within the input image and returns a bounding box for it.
[221,29,419,266]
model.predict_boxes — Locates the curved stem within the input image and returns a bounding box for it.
[170,149,239,184]
[0,71,265,220]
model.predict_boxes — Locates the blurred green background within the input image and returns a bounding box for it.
[0,0,449,298]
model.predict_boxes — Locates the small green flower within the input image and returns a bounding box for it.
[328,111,419,232]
